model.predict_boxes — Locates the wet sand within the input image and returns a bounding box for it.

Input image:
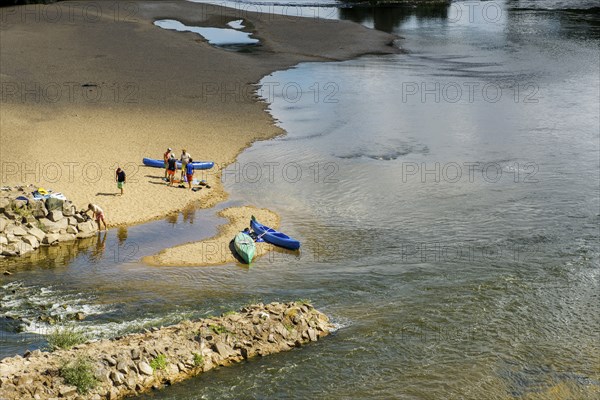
[143,205,279,266]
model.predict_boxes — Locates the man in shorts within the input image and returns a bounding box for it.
[86,203,107,231]
[163,147,172,180]
[115,167,126,195]
[180,149,191,182]
[167,153,177,186]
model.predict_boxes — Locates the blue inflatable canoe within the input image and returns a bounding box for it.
[142,158,214,170]
[251,216,300,250]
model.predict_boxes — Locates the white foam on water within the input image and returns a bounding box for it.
[154,19,259,46]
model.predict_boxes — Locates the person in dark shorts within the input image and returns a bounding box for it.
[115,167,126,195]
[167,153,177,186]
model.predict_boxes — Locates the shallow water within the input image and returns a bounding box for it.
[1,1,599,399]
[154,19,258,47]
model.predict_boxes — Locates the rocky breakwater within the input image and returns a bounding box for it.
[0,185,97,258]
[0,302,335,399]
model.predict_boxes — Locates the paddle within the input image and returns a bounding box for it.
[250,215,269,242]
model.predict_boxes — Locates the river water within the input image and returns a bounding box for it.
[1,1,599,399]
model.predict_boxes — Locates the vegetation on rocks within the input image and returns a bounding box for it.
[149,354,168,371]
[59,357,98,394]
[0,302,335,400]
[47,326,88,350]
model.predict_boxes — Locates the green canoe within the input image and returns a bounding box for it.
[234,232,256,264]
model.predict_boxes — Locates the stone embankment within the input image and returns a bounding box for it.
[0,185,97,258]
[0,302,335,399]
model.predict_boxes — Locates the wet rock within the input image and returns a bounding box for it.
[57,233,76,242]
[26,226,45,242]
[66,225,78,235]
[42,234,60,245]
[22,235,40,249]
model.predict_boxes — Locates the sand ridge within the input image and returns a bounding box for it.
[143,205,280,266]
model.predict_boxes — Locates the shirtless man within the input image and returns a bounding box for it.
[86,203,107,231]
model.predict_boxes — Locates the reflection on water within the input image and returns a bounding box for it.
[339,2,449,32]
[117,226,128,245]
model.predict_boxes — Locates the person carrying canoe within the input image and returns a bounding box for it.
[167,153,177,186]
[180,149,191,181]
[115,167,126,195]
[185,157,194,190]
[163,147,172,180]
[86,203,107,232]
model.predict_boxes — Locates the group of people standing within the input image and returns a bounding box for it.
[163,147,195,189]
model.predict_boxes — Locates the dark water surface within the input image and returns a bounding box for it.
[1,1,599,399]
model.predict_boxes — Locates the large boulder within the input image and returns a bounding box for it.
[12,226,27,236]
[38,218,68,233]
[13,199,27,209]
[30,201,48,218]
[45,197,64,212]
[47,210,64,223]
[18,241,35,255]
[26,226,46,242]
[21,235,40,249]
[0,218,7,233]
[57,234,76,243]
[62,201,76,217]
[0,198,10,213]
[42,234,60,245]
[77,221,96,234]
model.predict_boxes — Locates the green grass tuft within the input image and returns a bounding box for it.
[209,324,230,335]
[60,357,98,394]
[47,327,87,351]
[192,353,204,367]
[149,354,167,371]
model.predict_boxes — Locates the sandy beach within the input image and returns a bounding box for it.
[0,0,397,264]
